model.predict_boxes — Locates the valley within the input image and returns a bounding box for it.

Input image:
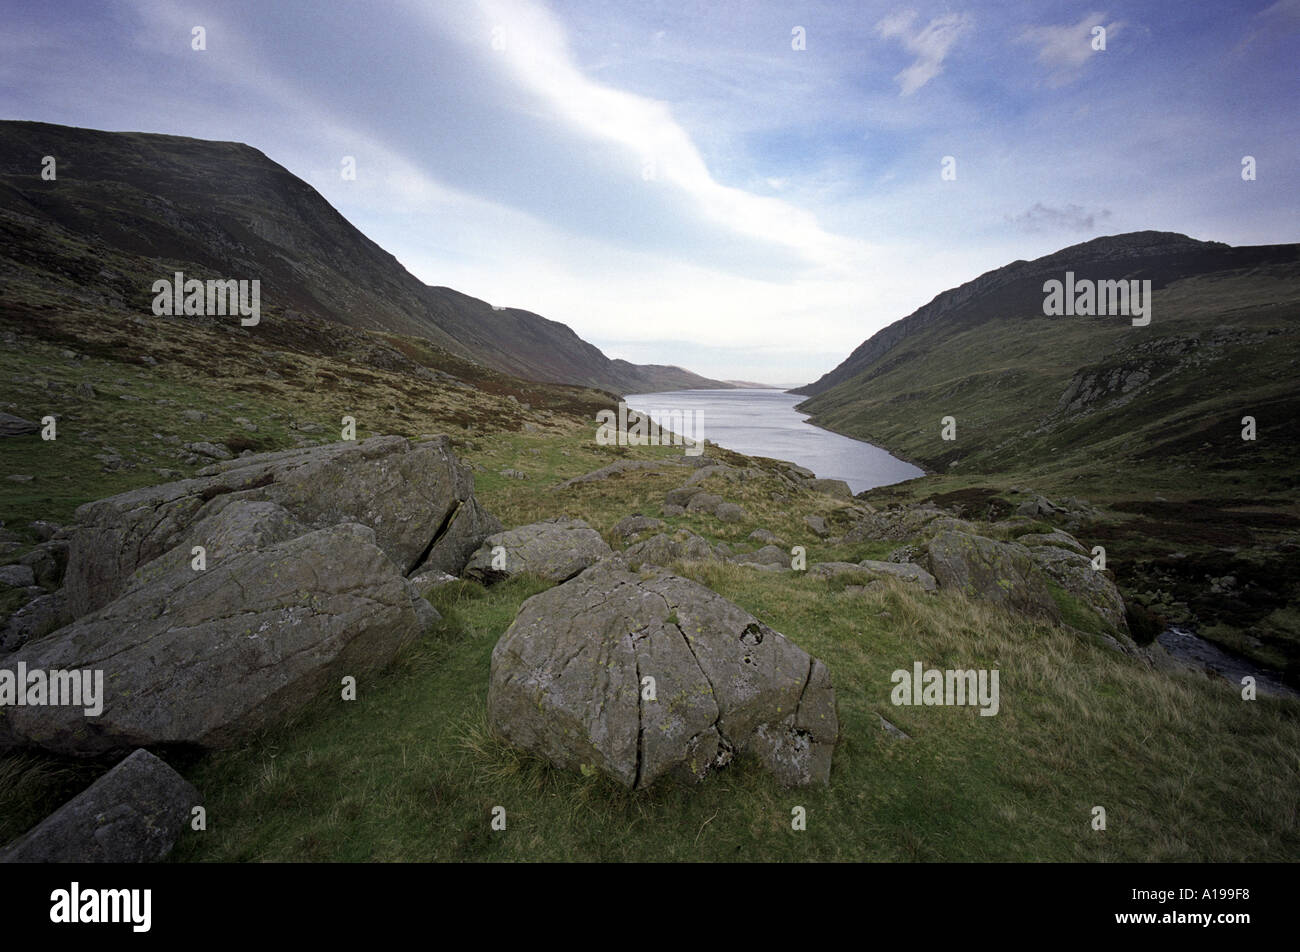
[0,123,1296,866]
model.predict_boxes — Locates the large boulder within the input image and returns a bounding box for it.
[0,749,198,863]
[923,531,1060,622]
[685,492,723,515]
[1029,545,1130,636]
[464,518,611,583]
[803,514,830,538]
[19,539,69,589]
[714,502,747,523]
[0,523,432,757]
[554,460,671,489]
[0,565,34,588]
[1016,530,1088,555]
[1016,494,1059,518]
[488,561,837,789]
[63,435,497,619]
[807,562,868,579]
[664,486,703,508]
[731,545,790,569]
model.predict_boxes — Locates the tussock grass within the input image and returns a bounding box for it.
[3,294,1296,862]
[149,566,1300,862]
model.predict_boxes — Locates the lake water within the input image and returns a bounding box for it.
[623,389,924,494]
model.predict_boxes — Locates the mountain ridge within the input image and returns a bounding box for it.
[0,119,729,395]
[790,230,1286,398]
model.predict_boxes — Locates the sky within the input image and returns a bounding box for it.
[3,0,1298,387]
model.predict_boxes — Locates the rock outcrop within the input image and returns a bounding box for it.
[1028,545,1130,636]
[62,435,497,619]
[923,531,1060,622]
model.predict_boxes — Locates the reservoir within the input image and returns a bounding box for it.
[623,389,923,495]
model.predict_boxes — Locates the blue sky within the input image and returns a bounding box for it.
[3,0,1297,386]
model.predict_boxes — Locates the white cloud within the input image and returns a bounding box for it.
[447,0,875,275]
[875,10,973,96]
[1018,12,1121,77]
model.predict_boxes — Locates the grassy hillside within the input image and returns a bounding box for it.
[796,237,1300,679]
[1,298,1297,862]
[0,120,729,394]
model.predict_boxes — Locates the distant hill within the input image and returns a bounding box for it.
[793,230,1300,680]
[792,231,1300,480]
[0,120,730,394]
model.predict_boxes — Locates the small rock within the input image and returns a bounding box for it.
[0,749,199,863]
[0,564,37,587]
[685,492,723,515]
[714,502,746,523]
[0,413,39,437]
[183,441,233,460]
[28,521,61,542]
[878,714,911,740]
[803,514,830,537]
[612,515,665,541]
[807,478,852,498]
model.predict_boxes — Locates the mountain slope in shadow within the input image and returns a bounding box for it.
[0,120,726,394]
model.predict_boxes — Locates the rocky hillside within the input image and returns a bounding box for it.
[0,120,729,394]
[794,231,1300,683]
[792,231,1299,484]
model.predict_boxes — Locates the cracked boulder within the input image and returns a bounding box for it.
[487,560,837,789]
[464,518,612,583]
[0,523,431,757]
[63,435,498,619]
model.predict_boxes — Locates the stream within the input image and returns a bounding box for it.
[1157,626,1298,699]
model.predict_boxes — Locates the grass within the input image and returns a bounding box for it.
[152,565,1300,862]
[2,284,1297,862]
[796,266,1300,673]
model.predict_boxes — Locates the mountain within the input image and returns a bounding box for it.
[0,120,729,394]
[792,230,1300,681]
[792,231,1299,477]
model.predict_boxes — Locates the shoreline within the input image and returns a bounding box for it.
[796,415,936,480]
[625,390,928,491]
